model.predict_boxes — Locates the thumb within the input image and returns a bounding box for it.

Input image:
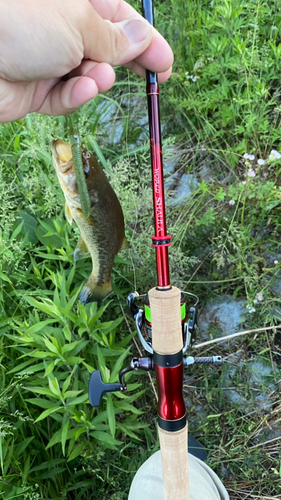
[81,8,153,66]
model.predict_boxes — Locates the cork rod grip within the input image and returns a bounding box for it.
[149,287,182,355]
[159,425,189,500]
[149,287,189,500]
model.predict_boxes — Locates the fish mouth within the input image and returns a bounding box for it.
[51,139,73,173]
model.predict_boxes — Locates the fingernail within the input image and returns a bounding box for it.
[122,19,150,43]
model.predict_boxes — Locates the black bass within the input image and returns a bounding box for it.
[51,139,128,305]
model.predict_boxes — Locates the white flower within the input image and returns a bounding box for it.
[229,199,235,206]
[242,181,246,185]
[269,150,281,160]
[274,260,279,265]
[257,159,265,165]
[185,73,198,82]
[243,153,255,160]
[256,292,264,302]
[247,168,256,177]
[246,306,256,313]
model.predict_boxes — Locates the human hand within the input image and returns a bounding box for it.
[0,0,173,122]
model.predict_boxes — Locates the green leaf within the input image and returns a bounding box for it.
[0,436,3,475]
[0,270,12,284]
[61,414,69,456]
[90,431,120,446]
[75,428,86,440]
[44,360,57,377]
[110,347,130,382]
[25,398,58,409]
[106,395,116,438]
[64,390,83,399]
[65,393,89,406]
[8,359,37,374]
[20,211,38,244]
[117,423,142,441]
[35,405,60,422]
[62,375,72,395]
[97,346,105,372]
[14,134,21,152]
[43,337,60,355]
[11,220,24,240]
[14,437,34,460]
[30,351,57,359]
[61,340,83,355]
[35,221,63,248]
[46,428,77,449]
[115,401,142,414]
[41,467,67,479]
[67,443,85,462]
[214,188,226,201]
[66,264,76,292]
[86,135,111,172]
[23,386,55,397]
[30,458,65,472]
[67,356,84,365]
[23,296,63,320]
[3,436,14,476]
[63,325,72,342]
[94,316,124,334]
[48,377,61,397]
[12,362,46,375]
[24,319,57,336]
[22,455,31,483]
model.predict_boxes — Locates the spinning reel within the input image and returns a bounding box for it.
[89,290,222,408]
[127,290,198,355]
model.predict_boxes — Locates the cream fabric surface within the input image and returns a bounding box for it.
[128,450,229,500]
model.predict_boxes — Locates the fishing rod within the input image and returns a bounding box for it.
[88,1,223,499]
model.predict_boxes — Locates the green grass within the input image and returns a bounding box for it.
[1,0,281,498]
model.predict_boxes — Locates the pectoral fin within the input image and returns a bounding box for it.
[74,237,89,261]
[121,236,129,250]
[79,274,112,306]
[65,203,73,225]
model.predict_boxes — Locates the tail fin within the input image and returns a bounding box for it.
[79,273,112,306]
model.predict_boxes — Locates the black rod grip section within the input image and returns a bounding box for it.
[89,370,121,407]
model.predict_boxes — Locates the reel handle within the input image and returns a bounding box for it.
[88,370,122,408]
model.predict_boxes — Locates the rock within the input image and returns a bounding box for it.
[247,359,276,411]
[110,121,124,145]
[167,173,198,207]
[222,356,277,412]
[163,145,184,174]
[96,100,118,124]
[95,100,124,145]
[272,275,281,295]
[199,164,212,182]
[199,294,247,340]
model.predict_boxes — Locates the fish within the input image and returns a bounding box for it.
[51,138,128,305]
